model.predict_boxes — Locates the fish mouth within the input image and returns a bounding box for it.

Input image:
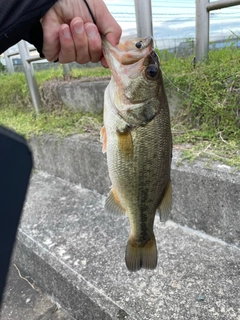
[102,36,153,67]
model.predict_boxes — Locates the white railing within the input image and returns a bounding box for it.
[4,41,43,113]
[196,0,240,62]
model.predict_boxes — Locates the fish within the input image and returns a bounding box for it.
[100,36,172,272]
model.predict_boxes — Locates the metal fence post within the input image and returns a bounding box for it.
[195,0,210,62]
[18,41,42,114]
[4,51,14,74]
[62,63,71,78]
[134,0,153,38]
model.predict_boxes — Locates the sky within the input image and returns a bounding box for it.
[103,0,240,49]
[2,1,240,56]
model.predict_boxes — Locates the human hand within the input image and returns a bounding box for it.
[41,0,122,66]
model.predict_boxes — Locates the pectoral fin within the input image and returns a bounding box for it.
[100,126,107,153]
[157,180,172,222]
[105,188,126,215]
[117,127,133,158]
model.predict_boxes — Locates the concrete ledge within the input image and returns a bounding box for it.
[30,134,110,195]
[59,80,109,113]
[171,150,240,246]
[40,79,109,113]
[29,134,240,247]
[16,171,240,320]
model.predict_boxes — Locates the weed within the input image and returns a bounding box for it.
[0,106,103,139]
[160,46,240,168]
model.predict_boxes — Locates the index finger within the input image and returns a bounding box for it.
[41,12,61,61]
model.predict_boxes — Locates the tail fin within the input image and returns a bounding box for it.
[125,238,157,272]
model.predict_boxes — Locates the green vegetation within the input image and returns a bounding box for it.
[159,47,240,168]
[0,61,5,72]
[35,66,111,83]
[0,106,102,139]
[0,50,239,168]
[68,66,111,79]
[0,72,30,108]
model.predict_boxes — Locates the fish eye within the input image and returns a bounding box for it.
[135,41,143,49]
[145,64,159,79]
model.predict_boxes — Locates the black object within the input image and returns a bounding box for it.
[83,0,96,25]
[0,126,33,303]
[0,0,57,55]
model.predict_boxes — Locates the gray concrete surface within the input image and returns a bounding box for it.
[29,134,240,247]
[30,134,110,195]
[60,80,109,113]
[171,150,240,246]
[14,171,240,320]
[0,261,73,320]
[40,79,109,113]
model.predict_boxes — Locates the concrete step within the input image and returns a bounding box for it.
[29,134,240,247]
[0,262,73,320]
[14,171,240,320]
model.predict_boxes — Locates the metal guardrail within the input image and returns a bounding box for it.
[3,41,73,114]
[4,41,43,113]
[18,41,42,114]
[196,0,240,62]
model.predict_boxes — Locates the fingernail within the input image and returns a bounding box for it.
[85,24,98,39]
[73,20,84,34]
[62,26,71,39]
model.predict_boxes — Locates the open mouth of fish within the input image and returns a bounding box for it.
[102,36,154,67]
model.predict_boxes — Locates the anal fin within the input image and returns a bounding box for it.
[157,180,172,222]
[105,188,126,215]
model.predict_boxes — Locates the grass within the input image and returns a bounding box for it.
[0,106,103,139]
[35,66,111,83]
[159,46,240,168]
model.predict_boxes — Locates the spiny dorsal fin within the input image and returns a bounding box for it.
[157,180,172,222]
[105,188,126,215]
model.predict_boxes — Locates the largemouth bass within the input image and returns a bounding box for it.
[101,36,172,272]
